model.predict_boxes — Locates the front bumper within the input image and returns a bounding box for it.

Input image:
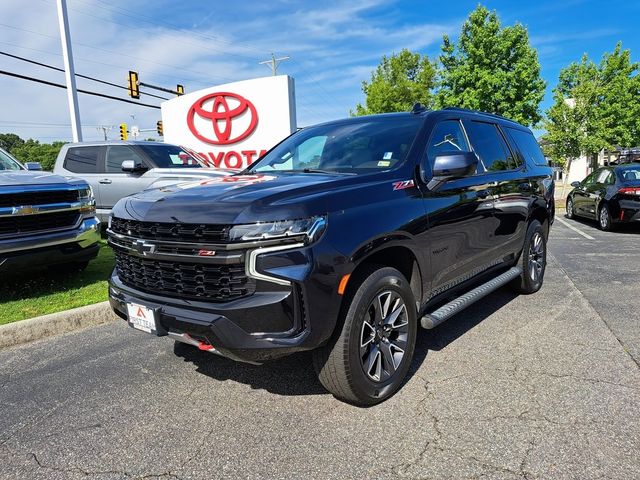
[108,241,345,363]
[0,217,101,271]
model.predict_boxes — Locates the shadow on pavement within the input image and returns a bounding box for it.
[175,287,519,399]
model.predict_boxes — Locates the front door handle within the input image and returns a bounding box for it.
[99,179,112,184]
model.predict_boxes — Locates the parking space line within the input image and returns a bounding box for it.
[555,216,595,240]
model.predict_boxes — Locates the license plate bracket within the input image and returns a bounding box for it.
[126,302,159,335]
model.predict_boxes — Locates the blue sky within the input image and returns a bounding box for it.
[0,0,638,141]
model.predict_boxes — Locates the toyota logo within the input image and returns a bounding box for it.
[187,92,258,145]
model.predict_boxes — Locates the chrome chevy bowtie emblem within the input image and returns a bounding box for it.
[12,205,38,216]
[133,239,156,255]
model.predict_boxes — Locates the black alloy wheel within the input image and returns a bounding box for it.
[512,220,547,294]
[313,266,417,406]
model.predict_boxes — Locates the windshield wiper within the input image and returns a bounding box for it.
[301,168,356,175]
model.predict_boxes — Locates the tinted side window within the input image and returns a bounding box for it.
[64,147,101,173]
[583,172,597,185]
[465,121,516,172]
[506,128,548,166]
[426,120,470,160]
[105,146,145,173]
[596,169,612,184]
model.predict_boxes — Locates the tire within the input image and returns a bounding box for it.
[566,197,575,219]
[598,203,613,231]
[512,220,547,294]
[312,266,417,406]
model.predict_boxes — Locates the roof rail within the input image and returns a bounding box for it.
[411,103,428,114]
[442,107,515,123]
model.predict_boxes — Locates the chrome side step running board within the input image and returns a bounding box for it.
[420,266,523,329]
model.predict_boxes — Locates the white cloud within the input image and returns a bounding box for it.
[0,0,454,141]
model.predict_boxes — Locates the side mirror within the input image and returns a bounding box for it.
[121,160,146,173]
[570,181,581,188]
[25,162,42,171]
[426,152,477,190]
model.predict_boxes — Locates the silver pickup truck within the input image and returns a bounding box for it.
[53,141,234,222]
[0,147,100,272]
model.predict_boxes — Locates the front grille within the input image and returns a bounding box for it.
[110,217,229,243]
[0,211,81,237]
[0,189,80,208]
[114,249,255,302]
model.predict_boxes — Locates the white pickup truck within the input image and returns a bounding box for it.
[53,141,234,223]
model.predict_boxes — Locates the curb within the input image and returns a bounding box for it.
[0,301,118,349]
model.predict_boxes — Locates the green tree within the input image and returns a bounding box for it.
[11,139,66,171]
[0,133,25,152]
[353,49,437,115]
[545,43,640,169]
[436,5,545,127]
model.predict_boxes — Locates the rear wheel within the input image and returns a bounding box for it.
[312,266,417,406]
[598,203,613,231]
[566,197,575,219]
[512,220,547,294]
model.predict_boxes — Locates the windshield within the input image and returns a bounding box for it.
[136,144,203,168]
[0,149,23,171]
[248,117,423,174]
[617,164,640,182]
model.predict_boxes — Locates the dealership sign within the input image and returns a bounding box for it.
[161,76,296,169]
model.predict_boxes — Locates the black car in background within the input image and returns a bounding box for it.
[566,163,640,230]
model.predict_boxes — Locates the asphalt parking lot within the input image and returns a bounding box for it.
[1,217,639,480]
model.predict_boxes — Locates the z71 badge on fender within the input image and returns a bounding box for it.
[392,179,414,190]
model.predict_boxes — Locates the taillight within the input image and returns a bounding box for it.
[618,187,640,195]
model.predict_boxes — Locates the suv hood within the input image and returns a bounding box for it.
[0,171,86,188]
[114,172,355,224]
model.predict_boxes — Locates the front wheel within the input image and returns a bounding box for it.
[566,197,575,219]
[312,266,417,406]
[512,220,547,294]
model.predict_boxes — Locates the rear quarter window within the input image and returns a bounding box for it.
[64,146,101,173]
[506,128,548,166]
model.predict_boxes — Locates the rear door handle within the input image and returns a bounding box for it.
[99,179,112,184]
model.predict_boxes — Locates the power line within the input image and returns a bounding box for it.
[0,40,214,88]
[0,50,169,100]
[0,22,235,84]
[0,69,161,109]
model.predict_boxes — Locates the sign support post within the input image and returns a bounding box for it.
[56,0,82,142]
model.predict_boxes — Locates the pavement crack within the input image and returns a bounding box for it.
[29,452,184,479]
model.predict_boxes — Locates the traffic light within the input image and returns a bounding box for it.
[156,120,163,136]
[127,71,139,99]
[119,123,128,141]
[176,84,184,96]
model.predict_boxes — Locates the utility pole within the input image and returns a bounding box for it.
[259,53,290,76]
[56,0,82,142]
[97,125,112,140]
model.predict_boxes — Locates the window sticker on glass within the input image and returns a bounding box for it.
[378,160,391,167]
[383,152,393,160]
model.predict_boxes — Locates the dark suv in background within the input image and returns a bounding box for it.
[107,107,554,405]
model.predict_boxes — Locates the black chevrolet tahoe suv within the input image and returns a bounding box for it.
[107,107,554,405]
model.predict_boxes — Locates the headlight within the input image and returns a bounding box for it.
[228,215,327,243]
[78,185,93,200]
